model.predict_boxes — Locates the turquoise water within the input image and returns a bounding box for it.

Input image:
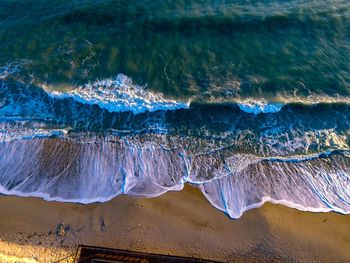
[0,0,350,218]
[1,0,349,99]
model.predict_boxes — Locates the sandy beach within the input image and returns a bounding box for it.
[0,185,349,262]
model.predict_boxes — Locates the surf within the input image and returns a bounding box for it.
[0,137,349,219]
[1,70,350,218]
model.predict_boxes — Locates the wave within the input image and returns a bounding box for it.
[0,61,189,115]
[0,137,349,219]
[200,151,350,218]
[1,78,350,156]
[45,74,190,114]
[2,60,350,116]
[198,95,350,114]
[236,100,284,114]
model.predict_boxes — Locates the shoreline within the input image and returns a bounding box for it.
[0,185,349,262]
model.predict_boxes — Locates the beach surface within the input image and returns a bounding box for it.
[0,185,349,263]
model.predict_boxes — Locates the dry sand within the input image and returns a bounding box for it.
[0,185,349,263]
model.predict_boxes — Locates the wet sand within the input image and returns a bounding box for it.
[0,185,349,262]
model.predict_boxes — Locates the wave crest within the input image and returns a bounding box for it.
[236,100,285,114]
[46,74,189,114]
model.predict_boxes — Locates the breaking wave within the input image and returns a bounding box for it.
[236,100,285,114]
[46,74,190,114]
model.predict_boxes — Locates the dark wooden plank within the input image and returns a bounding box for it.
[74,245,221,263]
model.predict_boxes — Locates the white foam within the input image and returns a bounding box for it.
[0,138,350,219]
[200,185,350,219]
[0,121,68,143]
[0,60,31,79]
[46,74,189,114]
[199,153,350,218]
[237,100,285,114]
